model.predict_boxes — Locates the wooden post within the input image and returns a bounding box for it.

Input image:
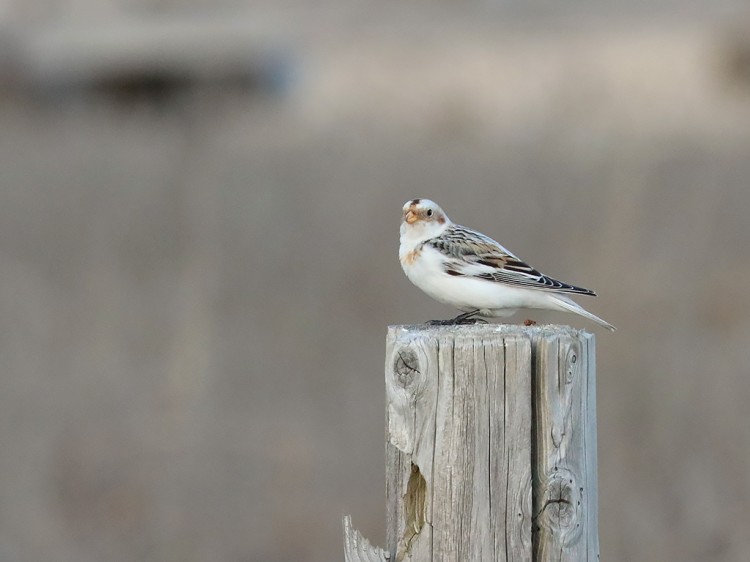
[344,324,599,562]
[532,328,599,561]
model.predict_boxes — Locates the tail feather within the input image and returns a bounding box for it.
[551,295,616,332]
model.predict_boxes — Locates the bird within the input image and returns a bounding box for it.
[399,198,615,331]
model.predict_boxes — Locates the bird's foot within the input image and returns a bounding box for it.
[523,319,537,326]
[425,310,487,326]
[425,318,487,326]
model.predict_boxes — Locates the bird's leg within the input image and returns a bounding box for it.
[426,310,487,326]
[451,310,485,324]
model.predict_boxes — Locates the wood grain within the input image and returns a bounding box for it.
[347,324,598,562]
[385,325,534,562]
[531,330,599,561]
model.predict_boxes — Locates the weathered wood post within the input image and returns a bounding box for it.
[344,324,599,562]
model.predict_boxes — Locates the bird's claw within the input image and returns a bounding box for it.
[425,315,487,326]
[464,318,488,325]
[425,319,485,326]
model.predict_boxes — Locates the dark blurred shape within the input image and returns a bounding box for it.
[0,19,297,107]
[722,21,750,91]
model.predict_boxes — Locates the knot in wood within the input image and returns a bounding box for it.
[564,345,580,384]
[393,348,420,387]
[539,467,582,543]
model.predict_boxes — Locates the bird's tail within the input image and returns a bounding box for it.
[550,294,616,332]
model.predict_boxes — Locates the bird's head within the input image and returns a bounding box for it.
[401,198,450,240]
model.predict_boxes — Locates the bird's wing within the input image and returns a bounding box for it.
[427,224,596,296]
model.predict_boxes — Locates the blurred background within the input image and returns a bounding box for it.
[1,1,750,561]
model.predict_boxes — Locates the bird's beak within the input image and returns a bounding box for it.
[405,210,418,224]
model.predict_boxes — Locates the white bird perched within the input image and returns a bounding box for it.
[399,198,615,331]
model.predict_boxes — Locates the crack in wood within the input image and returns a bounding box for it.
[398,462,427,561]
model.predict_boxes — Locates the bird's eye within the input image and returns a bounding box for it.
[426,209,433,217]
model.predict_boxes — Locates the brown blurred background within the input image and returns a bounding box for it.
[1,1,750,561]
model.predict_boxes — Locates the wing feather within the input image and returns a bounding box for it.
[428,224,596,296]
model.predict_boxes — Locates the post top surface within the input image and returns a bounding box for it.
[387,323,592,339]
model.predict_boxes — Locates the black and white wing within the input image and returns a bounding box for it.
[427,224,596,296]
